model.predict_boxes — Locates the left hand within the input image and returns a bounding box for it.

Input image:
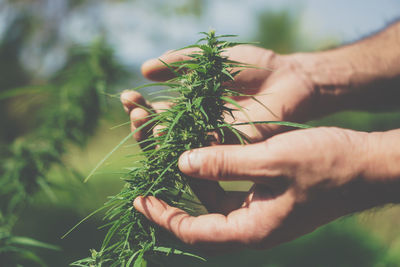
[122,45,318,144]
[134,127,388,250]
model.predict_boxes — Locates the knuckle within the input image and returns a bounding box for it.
[236,224,266,249]
[130,108,148,123]
[132,130,143,141]
[179,227,205,247]
[121,91,144,108]
[200,149,232,180]
[177,221,197,246]
[152,101,171,113]
[181,232,198,246]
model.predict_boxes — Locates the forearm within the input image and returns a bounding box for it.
[295,21,400,115]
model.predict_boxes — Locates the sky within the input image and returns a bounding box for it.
[2,0,399,75]
[97,0,400,65]
[300,0,400,41]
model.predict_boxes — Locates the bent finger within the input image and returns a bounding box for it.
[133,196,250,246]
[141,48,198,81]
[130,108,152,141]
[152,101,172,114]
[120,90,151,114]
[151,101,173,137]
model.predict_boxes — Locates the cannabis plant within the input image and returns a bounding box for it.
[72,31,308,267]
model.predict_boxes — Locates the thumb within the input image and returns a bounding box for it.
[178,143,270,181]
[141,48,198,81]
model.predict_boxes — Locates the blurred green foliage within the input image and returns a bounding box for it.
[0,5,127,265]
[0,1,399,267]
[256,9,301,53]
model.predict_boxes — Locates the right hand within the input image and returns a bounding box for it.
[121,45,319,144]
[133,127,385,250]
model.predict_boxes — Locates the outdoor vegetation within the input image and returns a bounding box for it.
[0,1,400,266]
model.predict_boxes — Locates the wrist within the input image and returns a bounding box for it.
[362,130,400,205]
[289,50,356,117]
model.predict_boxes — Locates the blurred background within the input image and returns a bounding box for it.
[0,0,400,266]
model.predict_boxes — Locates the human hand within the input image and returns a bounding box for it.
[133,127,397,250]
[121,45,317,144]
[120,45,319,215]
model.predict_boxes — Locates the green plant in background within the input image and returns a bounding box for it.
[0,2,398,266]
[256,9,300,53]
[71,31,309,267]
[0,39,125,266]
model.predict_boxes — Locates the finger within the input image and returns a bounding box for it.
[130,108,152,141]
[152,101,172,113]
[178,142,276,182]
[141,48,197,81]
[120,90,150,114]
[133,196,252,246]
[151,101,172,138]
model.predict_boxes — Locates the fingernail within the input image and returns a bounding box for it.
[179,150,202,173]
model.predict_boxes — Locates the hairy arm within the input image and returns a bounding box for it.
[294,21,400,115]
